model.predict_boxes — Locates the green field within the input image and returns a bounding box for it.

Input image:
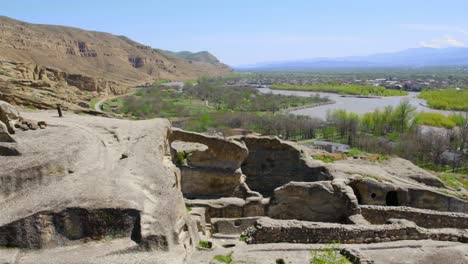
[101,82,328,120]
[414,112,465,129]
[418,89,468,111]
[102,88,213,119]
[270,84,408,96]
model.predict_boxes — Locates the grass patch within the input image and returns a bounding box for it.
[438,173,468,190]
[314,155,336,163]
[153,79,171,85]
[414,112,457,128]
[271,84,407,96]
[213,252,233,264]
[418,89,468,111]
[198,240,212,249]
[25,105,37,110]
[89,98,100,110]
[311,243,351,264]
[176,151,189,166]
[108,88,212,119]
[347,148,364,157]
[313,153,347,163]
[239,234,248,242]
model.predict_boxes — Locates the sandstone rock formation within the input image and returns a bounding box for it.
[0,109,198,262]
[169,129,256,198]
[268,180,360,223]
[0,100,20,133]
[238,136,332,196]
[171,129,248,170]
[0,16,232,82]
[1,107,467,263]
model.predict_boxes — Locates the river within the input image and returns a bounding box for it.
[257,87,458,119]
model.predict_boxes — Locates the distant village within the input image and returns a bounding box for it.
[224,75,465,91]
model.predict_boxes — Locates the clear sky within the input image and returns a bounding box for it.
[2,0,468,66]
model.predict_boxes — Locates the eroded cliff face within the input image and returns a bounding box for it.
[0,16,232,109]
[0,60,129,110]
[0,16,231,85]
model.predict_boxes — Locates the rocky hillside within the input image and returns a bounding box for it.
[0,16,231,109]
[161,50,221,64]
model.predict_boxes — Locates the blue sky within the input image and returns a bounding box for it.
[2,0,468,65]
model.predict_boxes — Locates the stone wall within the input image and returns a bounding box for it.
[245,217,468,245]
[360,205,468,229]
[186,197,267,222]
[211,217,260,235]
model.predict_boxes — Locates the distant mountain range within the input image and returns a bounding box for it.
[236,47,468,70]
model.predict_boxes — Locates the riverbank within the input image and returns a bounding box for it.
[280,100,336,114]
[270,84,408,97]
[259,87,459,119]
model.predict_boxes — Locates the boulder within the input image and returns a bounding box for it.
[0,100,21,134]
[268,181,359,223]
[0,121,15,142]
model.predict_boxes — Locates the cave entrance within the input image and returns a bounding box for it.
[386,191,399,206]
[351,187,362,204]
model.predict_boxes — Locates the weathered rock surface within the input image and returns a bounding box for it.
[0,208,140,249]
[171,129,248,170]
[0,110,197,258]
[268,181,359,223]
[0,100,20,133]
[180,167,245,198]
[170,129,256,199]
[186,197,268,222]
[349,177,468,213]
[0,120,14,142]
[239,136,332,196]
[329,157,444,187]
[188,240,468,264]
[211,217,260,235]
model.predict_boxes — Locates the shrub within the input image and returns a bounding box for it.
[198,240,212,249]
[348,148,364,157]
[311,244,351,264]
[213,252,233,263]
